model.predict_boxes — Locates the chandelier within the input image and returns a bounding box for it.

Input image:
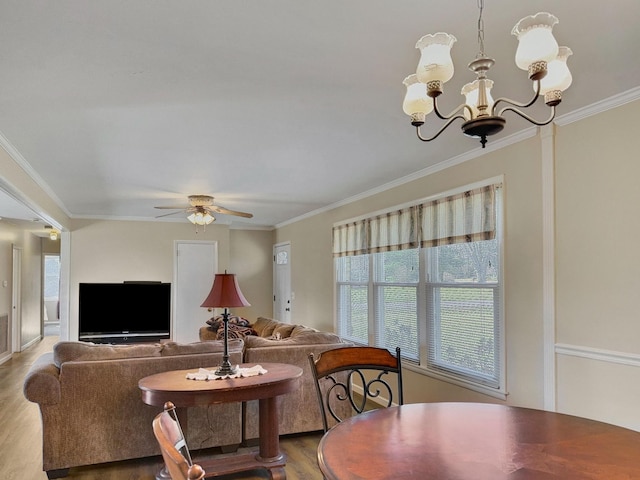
[402,1,572,148]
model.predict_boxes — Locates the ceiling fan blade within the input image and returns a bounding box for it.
[155,210,187,218]
[154,205,190,209]
[208,205,253,218]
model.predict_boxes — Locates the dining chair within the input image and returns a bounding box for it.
[152,401,206,480]
[308,346,403,432]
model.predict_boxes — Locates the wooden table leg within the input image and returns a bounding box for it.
[256,396,284,463]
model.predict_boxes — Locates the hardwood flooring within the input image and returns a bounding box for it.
[0,336,324,480]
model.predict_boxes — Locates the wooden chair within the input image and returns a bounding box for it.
[308,346,403,432]
[152,401,206,480]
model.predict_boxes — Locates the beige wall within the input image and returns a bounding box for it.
[555,100,640,429]
[277,135,546,408]
[67,219,273,340]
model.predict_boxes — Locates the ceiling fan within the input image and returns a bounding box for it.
[154,195,253,225]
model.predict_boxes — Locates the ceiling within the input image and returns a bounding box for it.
[0,1,638,229]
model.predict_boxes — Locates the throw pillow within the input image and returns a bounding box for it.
[206,315,250,332]
[217,323,257,340]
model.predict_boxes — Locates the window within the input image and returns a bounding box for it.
[334,182,503,394]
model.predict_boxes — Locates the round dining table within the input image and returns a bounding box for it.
[317,402,640,479]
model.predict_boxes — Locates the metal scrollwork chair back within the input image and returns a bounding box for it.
[309,346,403,432]
[152,401,206,480]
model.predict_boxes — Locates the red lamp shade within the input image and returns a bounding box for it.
[201,273,251,309]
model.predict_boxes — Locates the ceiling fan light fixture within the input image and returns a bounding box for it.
[187,211,215,226]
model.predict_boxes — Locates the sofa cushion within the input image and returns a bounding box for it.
[160,338,244,356]
[243,329,342,348]
[252,317,280,337]
[272,323,296,339]
[53,341,162,368]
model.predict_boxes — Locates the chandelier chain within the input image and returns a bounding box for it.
[477,0,485,57]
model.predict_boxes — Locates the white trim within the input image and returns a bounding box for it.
[540,125,557,411]
[404,363,507,401]
[0,130,70,219]
[555,86,640,126]
[555,343,640,368]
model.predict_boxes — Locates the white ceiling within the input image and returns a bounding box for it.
[0,1,638,229]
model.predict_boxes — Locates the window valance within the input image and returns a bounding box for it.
[332,184,499,257]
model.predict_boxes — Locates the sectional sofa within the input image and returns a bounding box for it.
[24,317,349,478]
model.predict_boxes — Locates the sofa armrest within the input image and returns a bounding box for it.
[23,352,61,405]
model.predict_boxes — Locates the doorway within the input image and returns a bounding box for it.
[43,254,60,337]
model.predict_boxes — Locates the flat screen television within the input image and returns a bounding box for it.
[79,282,171,343]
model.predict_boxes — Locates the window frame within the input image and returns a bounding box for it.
[333,179,506,399]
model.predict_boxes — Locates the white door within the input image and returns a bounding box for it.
[173,241,217,343]
[273,242,291,323]
[12,246,22,352]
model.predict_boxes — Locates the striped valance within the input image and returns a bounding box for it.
[332,184,499,257]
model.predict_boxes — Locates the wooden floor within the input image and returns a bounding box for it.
[0,335,324,480]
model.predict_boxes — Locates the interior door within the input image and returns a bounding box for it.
[12,245,22,352]
[173,241,217,343]
[273,242,291,323]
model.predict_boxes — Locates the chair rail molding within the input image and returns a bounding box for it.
[556,343,640,368]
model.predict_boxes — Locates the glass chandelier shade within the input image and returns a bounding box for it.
[512,12,559,71]
[415,33,457,84]
[538,46,573,95]
[402,74,434,123]
[461,79,494,120]
[188,211,215,225]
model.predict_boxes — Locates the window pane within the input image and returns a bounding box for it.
[376,285,419,360]
[426,236,500,387]
[429,286,497,381]
[44,255,60,298]
[432,240,497,283]
[336,255,369,282]
[337,284,368,344]
[377,249,419,283]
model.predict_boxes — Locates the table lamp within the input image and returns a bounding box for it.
[201,271,251,376]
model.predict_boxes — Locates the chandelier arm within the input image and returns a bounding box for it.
[416,115,467,142]
[433,97,474,121]
[498,104,557,127]
[491,81,541,114]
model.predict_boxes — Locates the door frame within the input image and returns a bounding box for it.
[273,242,291,323]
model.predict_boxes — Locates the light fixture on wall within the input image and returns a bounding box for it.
[45,225,59,241]
[201,271,250,376]
[402,0,572,148]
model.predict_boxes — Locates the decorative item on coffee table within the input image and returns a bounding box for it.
[201,271,250,376]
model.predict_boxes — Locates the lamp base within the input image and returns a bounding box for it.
[214,362,238,377]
